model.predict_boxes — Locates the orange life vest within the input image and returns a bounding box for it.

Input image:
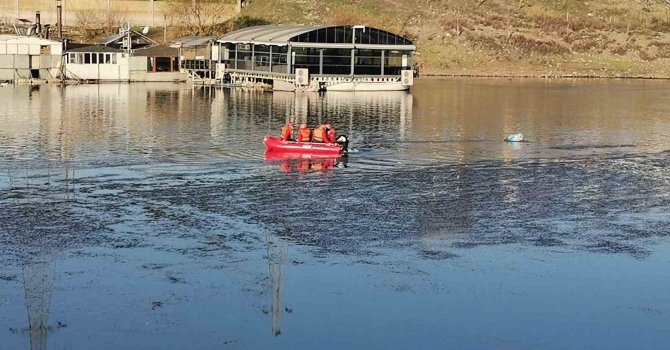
[280,126,292,141]
[298,128,312,142]
[312,128,325,142]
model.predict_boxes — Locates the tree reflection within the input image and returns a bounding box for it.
[266,235,287,337]
[21,250,55,350]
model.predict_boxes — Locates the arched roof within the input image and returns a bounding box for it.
[219,25,329,44]
[218,25,414,48]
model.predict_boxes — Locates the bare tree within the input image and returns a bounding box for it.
[166,0,236,36]
[73,7,129,41]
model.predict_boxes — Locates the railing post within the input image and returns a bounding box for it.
[287,45,292,74]
[319,49,323,75]
[381,50,385,77]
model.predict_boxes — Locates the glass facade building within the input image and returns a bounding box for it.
[216,25,415,77]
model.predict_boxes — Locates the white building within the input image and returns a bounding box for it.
[0,35,63,82]
[64,46,129,81]
[64,45,186,82]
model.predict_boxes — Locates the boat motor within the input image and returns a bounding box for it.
[336,135,349,153]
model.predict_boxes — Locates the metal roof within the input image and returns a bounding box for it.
[96,32,126,45]
[0,34,61,45]
[170,36,215,48]
[66,45,124,53]
[96,31,158,46]
[134,45,179,57]
[218,25,329,44]
[216,25,415,50]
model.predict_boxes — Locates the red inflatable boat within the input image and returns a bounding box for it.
[263,136,345,156]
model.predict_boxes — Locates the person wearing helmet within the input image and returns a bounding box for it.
[297,123,312,142]
[312,124,326,143]
[280,121,294,141]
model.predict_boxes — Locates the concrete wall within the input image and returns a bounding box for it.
[130,71,186,82]
[0,53,61,81]
[67,62,126,81]
[0,0,239,27]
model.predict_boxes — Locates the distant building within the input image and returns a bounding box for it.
[0,34,62,82]
[171,36,216,78]
[214,25,417,91]
[64,45,128,81]
[64,44,186,82]
[133,45,184,82]
[63,28,186,82]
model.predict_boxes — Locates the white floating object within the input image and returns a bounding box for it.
[505,133,524,142]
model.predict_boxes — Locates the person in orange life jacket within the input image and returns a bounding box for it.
[312,124,326,143]
[280,121,294,141]
[324,123,336,143]
[297,123,312,142]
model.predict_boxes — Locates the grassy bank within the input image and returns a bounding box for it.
[241,0,670,78]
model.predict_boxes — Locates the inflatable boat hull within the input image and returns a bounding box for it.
[263,136,343,156]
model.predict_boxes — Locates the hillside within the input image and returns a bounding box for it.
[241,0,670,77]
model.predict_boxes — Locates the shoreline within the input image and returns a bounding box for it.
[420,70,670,80]
[4,70,670,87]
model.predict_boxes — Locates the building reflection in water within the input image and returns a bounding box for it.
[268,91,413,139]
[209,89,413,139]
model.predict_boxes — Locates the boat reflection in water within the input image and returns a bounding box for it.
[264,151,347,173]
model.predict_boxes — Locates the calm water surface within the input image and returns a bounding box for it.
[1,79,669,349]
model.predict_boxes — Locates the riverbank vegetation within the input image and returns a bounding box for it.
[240,0,670,77]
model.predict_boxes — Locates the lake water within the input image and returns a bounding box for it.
[1,79,669,349]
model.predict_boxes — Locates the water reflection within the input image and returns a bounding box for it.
[1,161,82,350]
[1,84,417,167]
[265,152,347,173]
[206,88,414,159]
[21,251,56,350]
[266,236,288,337]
